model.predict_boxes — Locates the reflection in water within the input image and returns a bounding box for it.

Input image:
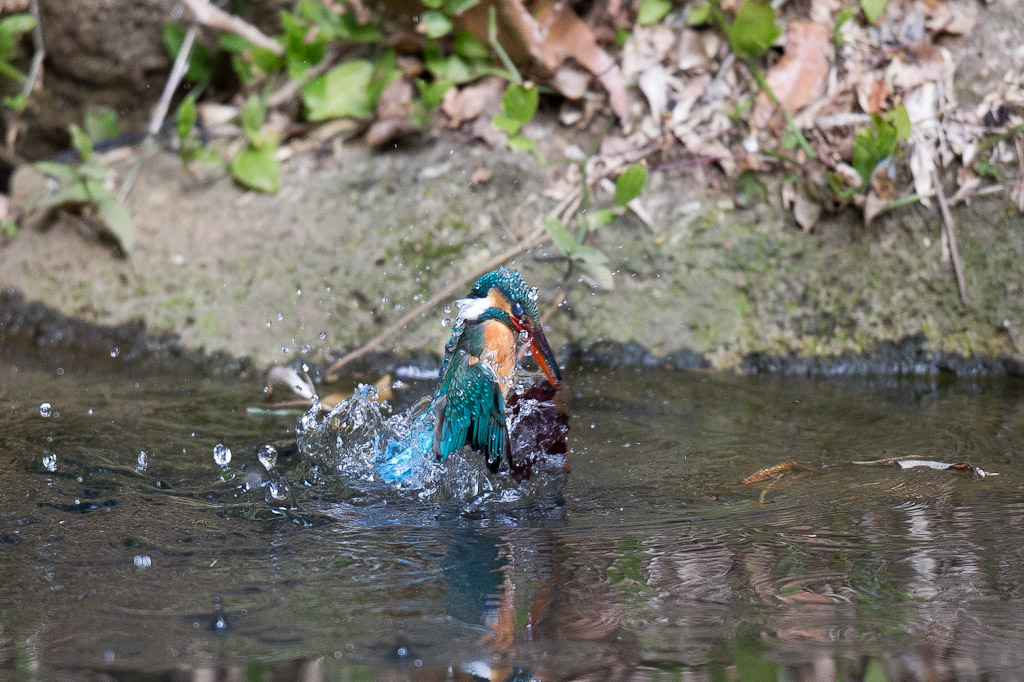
[1,356,1024,680]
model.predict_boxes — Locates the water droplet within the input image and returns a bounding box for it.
[258,444,278,470]
[104,650,115,664]
[110,347,120,358]
[213,443,232,466]
[136,451,148,472]
[268,480,286,500]
[443,305,452,314]
[39,402,52,417]
[42,451,57,472]
[319,332,327,340]
[266,320,273,327]
[441,317,451,327]
[277,313,284,321]
[133,555,151,569]
[296,288,302,296]
[528,286,539,301]
[56,368,64,375]
[519,329,530,343]
[87,408,93,415]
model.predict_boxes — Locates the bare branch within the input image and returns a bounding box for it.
[181,0,283,56]
[932,168,968,306]
[18,0,44,102]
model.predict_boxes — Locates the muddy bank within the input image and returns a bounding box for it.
[1,134,1022,378]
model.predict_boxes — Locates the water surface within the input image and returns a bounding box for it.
[2,352,1024,681]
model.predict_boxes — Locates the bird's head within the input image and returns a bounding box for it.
[456,268,562,386]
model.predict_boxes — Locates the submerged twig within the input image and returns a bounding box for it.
[932,168,968,305]
[117,24,197,203]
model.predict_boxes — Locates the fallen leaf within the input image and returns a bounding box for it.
[887,44,952,92]
[753,21,832,128]
[441,76,505,128]
[470,166,493,185]
[793,187,822,231]
[638,65,668,120]
[375,78,413,120]
[365,117,421,146]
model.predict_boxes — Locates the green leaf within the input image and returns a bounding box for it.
[0,13,36,35]
[852,114,898,184]
[39,182,90,209]
[162,22,214,84]
[501,82,539,124]
[336,13,383,43]
[572,245,610,265]
[240,94,267,140]
[584,208,616,232]
[1,219,17,238]
[3,94,27,112]
[420,10,453,38]
[84,107,120,143]
[887,103,911,140]
[32,161,78,182]
[282,10,327,82]
[367,50,402,108]
[581,261,614,289]
[69,124,93,162]
[687,2,711,26]
[97,199,135,253]
[507,134,536,152]
[615,164,648,206]
[416,78,455,109]
[454,31,489,61]
[727,1,781,59]
[229,142,280,193]
[0,61,23,83]
[861,0,887,25]
[491,112,522,135]
[637,0,673,26]
[615,27,631,46]
[176,96,197,143]
[543,217,576,257]
[77,163,112,182]
[422,0,443,8]
[445,0,480,14]
[833,7,855,45]
[301,59,374,121]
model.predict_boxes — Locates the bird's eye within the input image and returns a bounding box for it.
[511,302,524,317]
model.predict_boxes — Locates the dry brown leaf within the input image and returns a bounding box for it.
[888,44,952,92]
[457,0,629,121]
[753,21,832,128]
[470,166,493,185]
[441,76,505,128]
[366,78,420,146]
[793,188,822,232]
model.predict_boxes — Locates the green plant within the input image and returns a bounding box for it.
[492,82,539,152]
[861,0,888,25]
[228,94,280,192]
[637,0,673,26]
[0,12,37,110]
[543,163,648,288]
[708,0,815,159]
[829,104,910,198]
[174,95,221,167]
[31,124,135,253]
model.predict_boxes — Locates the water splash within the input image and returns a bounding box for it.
[296,382,568,504]
[42,451,57,472]
[39,402,52,417]
[213,443,232,466]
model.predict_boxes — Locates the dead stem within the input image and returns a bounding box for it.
[325,226,551,381]
[181,0,283,56]
[932,168,968,306]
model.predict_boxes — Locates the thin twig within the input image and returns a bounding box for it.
[117,24,197,203]
[181,0,284,56]
[18,0,44,102]
[932,168,968,305]
[325,227,550,380]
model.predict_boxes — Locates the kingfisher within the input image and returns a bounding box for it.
[431,268,563,470]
